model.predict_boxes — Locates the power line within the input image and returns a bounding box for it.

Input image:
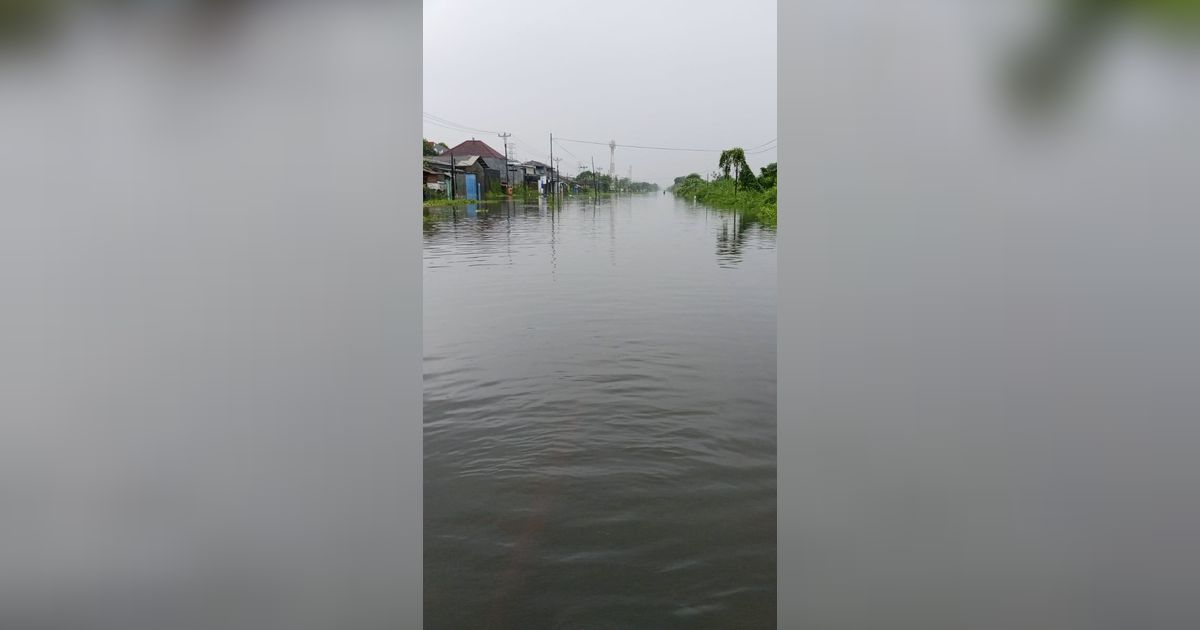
[422,116,500,137]
[423,111,774,180]
[424,114,547,163]
[423,118,484,135]
[511,136,550,163]
[745,137,777,151]
[422,112,498,134]
[556,136,777,154]
[421,115,469,130]
[556,136,718,152]
[425,110,773,155]
[747,141,778,155]
[553,139,581,162]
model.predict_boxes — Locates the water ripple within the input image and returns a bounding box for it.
[424,195,776,628]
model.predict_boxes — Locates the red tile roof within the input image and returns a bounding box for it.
[443,139,505,160]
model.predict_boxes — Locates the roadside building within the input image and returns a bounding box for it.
[423,166,448,200]
[424,154,488,200]
[441,139,506,160]
[429,139,508,197]
[477,157,509,192]
[522,160,556,193]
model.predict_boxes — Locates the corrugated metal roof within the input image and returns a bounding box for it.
[478,157,508,171]
[425,155,479,168]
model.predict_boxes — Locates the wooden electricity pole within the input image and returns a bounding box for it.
[498,132,511,189]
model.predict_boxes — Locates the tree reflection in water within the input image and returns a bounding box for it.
[716,213,749,268]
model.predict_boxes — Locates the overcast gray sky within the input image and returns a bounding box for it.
[423,0,776,186]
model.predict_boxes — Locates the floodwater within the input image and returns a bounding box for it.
[423,193,776,628]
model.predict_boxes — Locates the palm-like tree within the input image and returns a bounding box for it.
[718,148,750,193]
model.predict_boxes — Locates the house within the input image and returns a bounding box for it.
[477,156,509,188]
[521,161,561,194]
[523,160,551,177]
[431,139,510,196]
[424,155,489,200]
[423,166,444,187]
[522,160,549,188]
[441,139,506,160]
[423,166,449,199]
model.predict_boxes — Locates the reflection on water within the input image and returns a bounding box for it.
[424,193,776,628]
[425,196,774,272]
[716,213,764,268]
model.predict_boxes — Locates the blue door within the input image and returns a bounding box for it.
[464,174,478,200]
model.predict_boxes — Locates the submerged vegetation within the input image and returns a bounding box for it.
[423,197,485,207]
[671,153,777,227]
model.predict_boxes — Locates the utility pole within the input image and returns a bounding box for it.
[591,157,597,202]
[498,132,511,188]
[549,133,555,199]
[449,149,455,200]
[554,157,563,196]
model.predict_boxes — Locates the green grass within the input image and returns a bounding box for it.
[672,178,777,228]
[423,197,487,207]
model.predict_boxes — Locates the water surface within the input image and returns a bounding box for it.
[424,193,776,628]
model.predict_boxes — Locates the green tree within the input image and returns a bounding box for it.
[758,162,777,188]
[718,148,752,193]
[423,139,437,156]
[738,165,760,191]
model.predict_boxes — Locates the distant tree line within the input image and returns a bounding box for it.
[574,171,659,194]
[670,160,776,192]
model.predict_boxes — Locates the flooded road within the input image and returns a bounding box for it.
[423,193,776,628]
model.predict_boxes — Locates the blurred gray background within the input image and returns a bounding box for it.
[5,0,1200,628]
[1,2,422,629]
[781,1,1200,628]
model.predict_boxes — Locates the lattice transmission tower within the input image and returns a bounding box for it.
[608,140,616,181]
